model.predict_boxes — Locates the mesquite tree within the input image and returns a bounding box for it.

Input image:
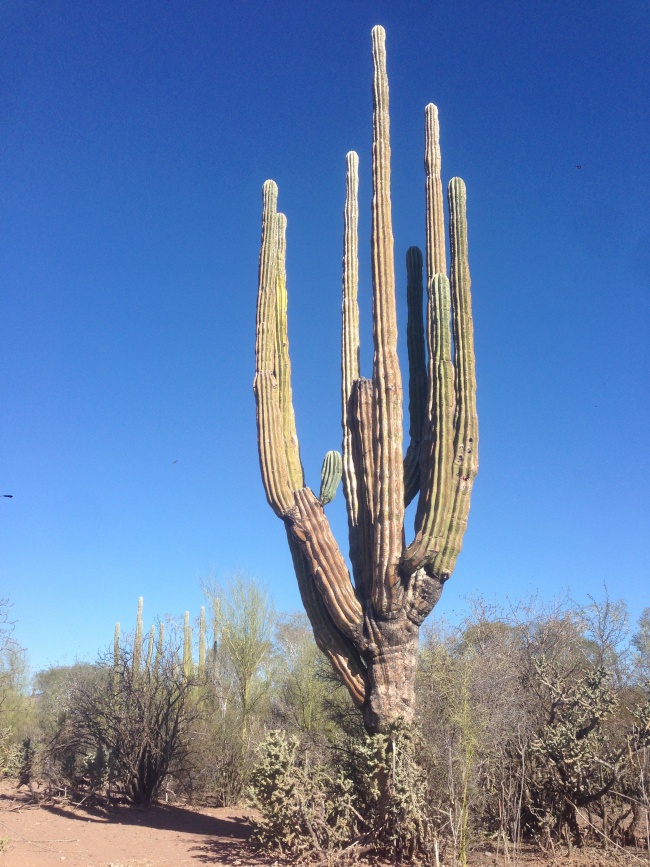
[254,26,478,734]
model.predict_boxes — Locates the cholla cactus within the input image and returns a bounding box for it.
[253,26,478,732]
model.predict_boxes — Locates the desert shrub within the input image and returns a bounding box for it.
[70,643,198,805]
[250,723,434,863]
[187,575,277,806]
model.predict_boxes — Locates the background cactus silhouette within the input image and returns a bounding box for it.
[254,25,478,733]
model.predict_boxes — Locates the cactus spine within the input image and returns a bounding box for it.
[253,26,478,732]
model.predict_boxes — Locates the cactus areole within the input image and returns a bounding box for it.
[253,26,478,734]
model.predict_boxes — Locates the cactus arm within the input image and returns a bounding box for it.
[403,246,427,506]
[432,178,478,577]
[145,624,155,672]
[133,596,143,674]
[349,377,375,598]
[370,25,405,614]
[289,488,365,646]
[320,450,342,505]
[183,611,193,679]
[403,108,456,574]
[275,213,305,491]
[341,151,375,599]
[341,150,361,525]
[405,272,455,572]
[425,104,447,278]
[286,528,367,707]
[254,180,298,517]
[198,605,206,673]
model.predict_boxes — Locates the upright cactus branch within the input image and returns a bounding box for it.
[253,25,478,733]
[145,624,155,672]
[369,26,404,616]
[198,606,206,674]
[183,611,193,680]
[133,597,143,675]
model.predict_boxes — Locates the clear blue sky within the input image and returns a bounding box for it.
[2,1,648,671]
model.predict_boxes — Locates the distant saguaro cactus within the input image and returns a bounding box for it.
[253,26,478,732]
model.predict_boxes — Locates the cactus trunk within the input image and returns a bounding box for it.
[253,26,478,733]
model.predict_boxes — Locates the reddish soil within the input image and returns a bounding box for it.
[0,781,266,867]
[0,781,645,866]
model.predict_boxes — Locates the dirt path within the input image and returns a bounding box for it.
[0,783,267,867]
[2,782,646,866]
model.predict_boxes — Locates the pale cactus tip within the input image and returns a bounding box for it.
[262,179,278,198]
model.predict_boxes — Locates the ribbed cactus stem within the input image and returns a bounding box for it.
[133,597,143,675]
[275,212,304,490]
[198,606,206,673]
[425,103,447,279]
[254,180,296,517]
[370,24,404,614]
[253,26,478,733]
[433,177,478,577]
[145,624,155,672]
[154,622,164,673]
[319,450,342,505]
[406,271,455,568]
[342,150,361,525]
[183,611,192,679]
[403,246,427,506]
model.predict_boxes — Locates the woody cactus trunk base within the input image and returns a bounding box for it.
[254,26,478,734]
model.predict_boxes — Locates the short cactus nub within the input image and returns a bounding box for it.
[253,26,478,732]
[319,450,342,505]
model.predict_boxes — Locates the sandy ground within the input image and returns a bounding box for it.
[1,781,646,866]
[0,782,265,867]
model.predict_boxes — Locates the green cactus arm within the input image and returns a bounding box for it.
[254,180,298,517]
[145,624,155,672]
[320,450,342,505]
[340,151,375,600]
[286,527,367,707]
[275,212,305,491]
[403,246,427,506]
[183,611,193,679]
[255,179,365,647]
[133,596,143,674]
[431,177,478,577]
[349,377,375,599]
[370,25,405,615]
[198,605,206,673]
[424,104,447,279]
[405,272,455,572]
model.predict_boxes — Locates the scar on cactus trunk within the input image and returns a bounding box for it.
[253,26,478,734]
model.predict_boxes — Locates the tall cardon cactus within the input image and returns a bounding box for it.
[253,26,478,733]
